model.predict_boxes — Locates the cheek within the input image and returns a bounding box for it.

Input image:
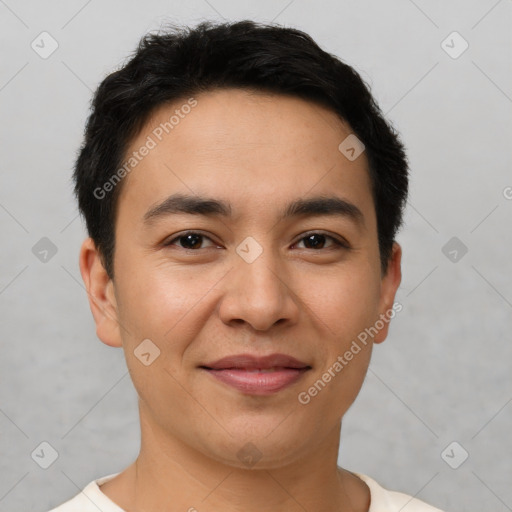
[308,263,381,338]
[114,251,208,338]
[113,256,229,394]
[306,345,372,424]
[298,270,376,418]
[298,264,379,406]
[112,262,209,417]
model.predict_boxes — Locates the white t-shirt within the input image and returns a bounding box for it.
[47,472,444,511]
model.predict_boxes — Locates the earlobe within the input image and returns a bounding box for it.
[78,237,123,348]
[373,242,402,344]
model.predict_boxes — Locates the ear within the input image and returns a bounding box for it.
[78,237,122,348]
[373,242,402,344]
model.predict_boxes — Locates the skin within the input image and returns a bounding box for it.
[79,88,402,512]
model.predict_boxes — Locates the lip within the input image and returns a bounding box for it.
[201,353,310,370]
[203,367,310,395]
[199,353,311,396]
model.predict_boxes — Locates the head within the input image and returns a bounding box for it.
[77,20,408,468]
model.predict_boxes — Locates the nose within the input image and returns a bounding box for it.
[218,245,300,331]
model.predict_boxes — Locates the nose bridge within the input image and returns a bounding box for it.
[236,236,285,304]
[219,235,297,330]
[240,243,281,291]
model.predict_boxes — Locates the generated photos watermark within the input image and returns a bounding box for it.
[93,97,198,200]
[298,301,403,405]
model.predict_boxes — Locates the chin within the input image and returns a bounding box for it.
[196,421,310,470]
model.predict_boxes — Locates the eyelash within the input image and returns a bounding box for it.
[163,230,350,251]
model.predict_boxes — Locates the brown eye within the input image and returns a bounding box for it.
[164,231,215,250]
[163,230,349,252]
[295,232,349,250]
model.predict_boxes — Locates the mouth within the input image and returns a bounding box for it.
[200,367,311,395]
[199,353,312,395]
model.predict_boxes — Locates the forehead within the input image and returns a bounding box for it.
[115,88,374,229]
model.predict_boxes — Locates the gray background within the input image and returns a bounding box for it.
[1,1,511,511]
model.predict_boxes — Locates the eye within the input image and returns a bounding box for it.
[163,230,350,252]
[293,232,349,250]
[164,231,217,250]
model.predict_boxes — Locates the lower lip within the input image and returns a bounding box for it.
[202,368,309,395]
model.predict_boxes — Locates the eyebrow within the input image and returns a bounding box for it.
[143,193,365,228]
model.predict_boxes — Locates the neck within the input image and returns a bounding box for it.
[100,406,369,512]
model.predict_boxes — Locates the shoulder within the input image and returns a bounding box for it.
[46,471,445,512]
[46,473,124,512]
[354,473,445,512]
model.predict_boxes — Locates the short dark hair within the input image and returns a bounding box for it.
[73,19,408,280]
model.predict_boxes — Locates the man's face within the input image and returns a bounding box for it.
[81,88,401,468]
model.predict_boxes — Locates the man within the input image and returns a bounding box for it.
[49,20,444,512]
